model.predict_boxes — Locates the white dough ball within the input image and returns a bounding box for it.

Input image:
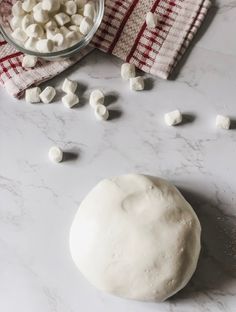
[70,174,201,302]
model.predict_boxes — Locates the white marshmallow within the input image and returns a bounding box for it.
[46,28,59,39]
[75,0,86,9]
[94,104,109,121]
[25,87,41,103]
[89,89,104,108]
[216,115,230,130]
[22,54,38,68]
[36,39,54,52]
[64,1,77,15]
[54,12,70,26]
[66,30,81,45]
[79,17,93,35]
[68,25,80,32]
[71,14,83,26]
[146,12,158,29]
[45,20,58,30]
[24,37,37,50]
[39,86,56,103]
[48,146,63,163]
[26,23,44,38]
[33,8,49,23]
[10,16,22,30]
[60,26,70,36]
[33,3,42,12]
[12,1,25,16]
[11,28,28,42]
[121,63,136,80]
[62,78,77,93]
[83,2,95,20]
[62,93,79,108]
[52,33,65,47]
[164,110,182,126]
[42,0,60,12]
[21,14,34,32]
[22,0,37,13]
[130,76,144,91]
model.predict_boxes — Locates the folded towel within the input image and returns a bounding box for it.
[0,0,211,98]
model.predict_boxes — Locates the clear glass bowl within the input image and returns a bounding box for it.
[0,0,104,60]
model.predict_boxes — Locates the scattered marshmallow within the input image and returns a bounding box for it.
[62,78,77,93]
[130,76,144,91]
[121,63,136,80]
[165,110,182,126]
[11,28,28,42]
[89,89,104,108]
[25,87,41,103]
[22,54,38,68]
[64,0,77,15]
[146,12,158,29]
[54,12,70,26]
[79,17,93,35]
[42,0,60,12]
[216,115,230,130]
[94,104,109,121]
[36,39,54,52]
[39,86,56,103]
[48,146,63,163]
[62,93,79,108]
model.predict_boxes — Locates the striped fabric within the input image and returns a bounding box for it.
[0,0,211,98]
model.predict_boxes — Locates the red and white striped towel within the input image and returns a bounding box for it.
[0,0,211,98]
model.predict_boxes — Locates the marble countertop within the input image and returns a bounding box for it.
[0,0,236,311]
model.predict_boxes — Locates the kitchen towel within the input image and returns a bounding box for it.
[0,0,211,98]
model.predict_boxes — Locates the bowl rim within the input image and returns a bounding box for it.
[0,0,104,59]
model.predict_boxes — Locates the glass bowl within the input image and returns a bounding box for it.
[0,0,104,60]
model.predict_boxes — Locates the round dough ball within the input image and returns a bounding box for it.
[69,174,201,302]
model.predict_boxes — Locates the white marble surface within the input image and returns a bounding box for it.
[0,0,236,311]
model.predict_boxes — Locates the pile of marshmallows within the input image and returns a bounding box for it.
[10,0,96,52]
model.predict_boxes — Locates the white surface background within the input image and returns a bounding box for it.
[0,0,236,311]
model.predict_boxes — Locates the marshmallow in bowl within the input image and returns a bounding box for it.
[9,0,97,53]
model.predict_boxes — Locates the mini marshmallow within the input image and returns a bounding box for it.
[48,146,63,163]
[46,28,59,40]
[62,93,79,108]
[25,87,41,103]
[24,37,37,50]
[83,2,95,20]
[62,78,77,93]
[75,0,86,9]
[94,104,109,121]
[39,86,56,103]
[66,30,81,45]
[45,20,58,30]
[121,63,136,80]
[60,26,70,36]
[42,0,60,12]
[11,28,28,42]
[52,33,65,46]
[12,1,25,16]
[22,0,37,13]
[68,25,80,32]
[146,12,158,29]
[165,110,182,126]
[130,76,144,91]
[216,115,230,130]
[26,23,44,38]
[64,0,77,15]
[33,8,49,23]
[79,17,93,35]
[21,14,34,32]
[32,2,42,12]
[10,16,22,30]
[36,39,54,52]
[89,89,104,108]
[54,12,70,26]
[22,54,38,68]
[71,14,83,26]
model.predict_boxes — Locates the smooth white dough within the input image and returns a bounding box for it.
[69,174,201,302]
